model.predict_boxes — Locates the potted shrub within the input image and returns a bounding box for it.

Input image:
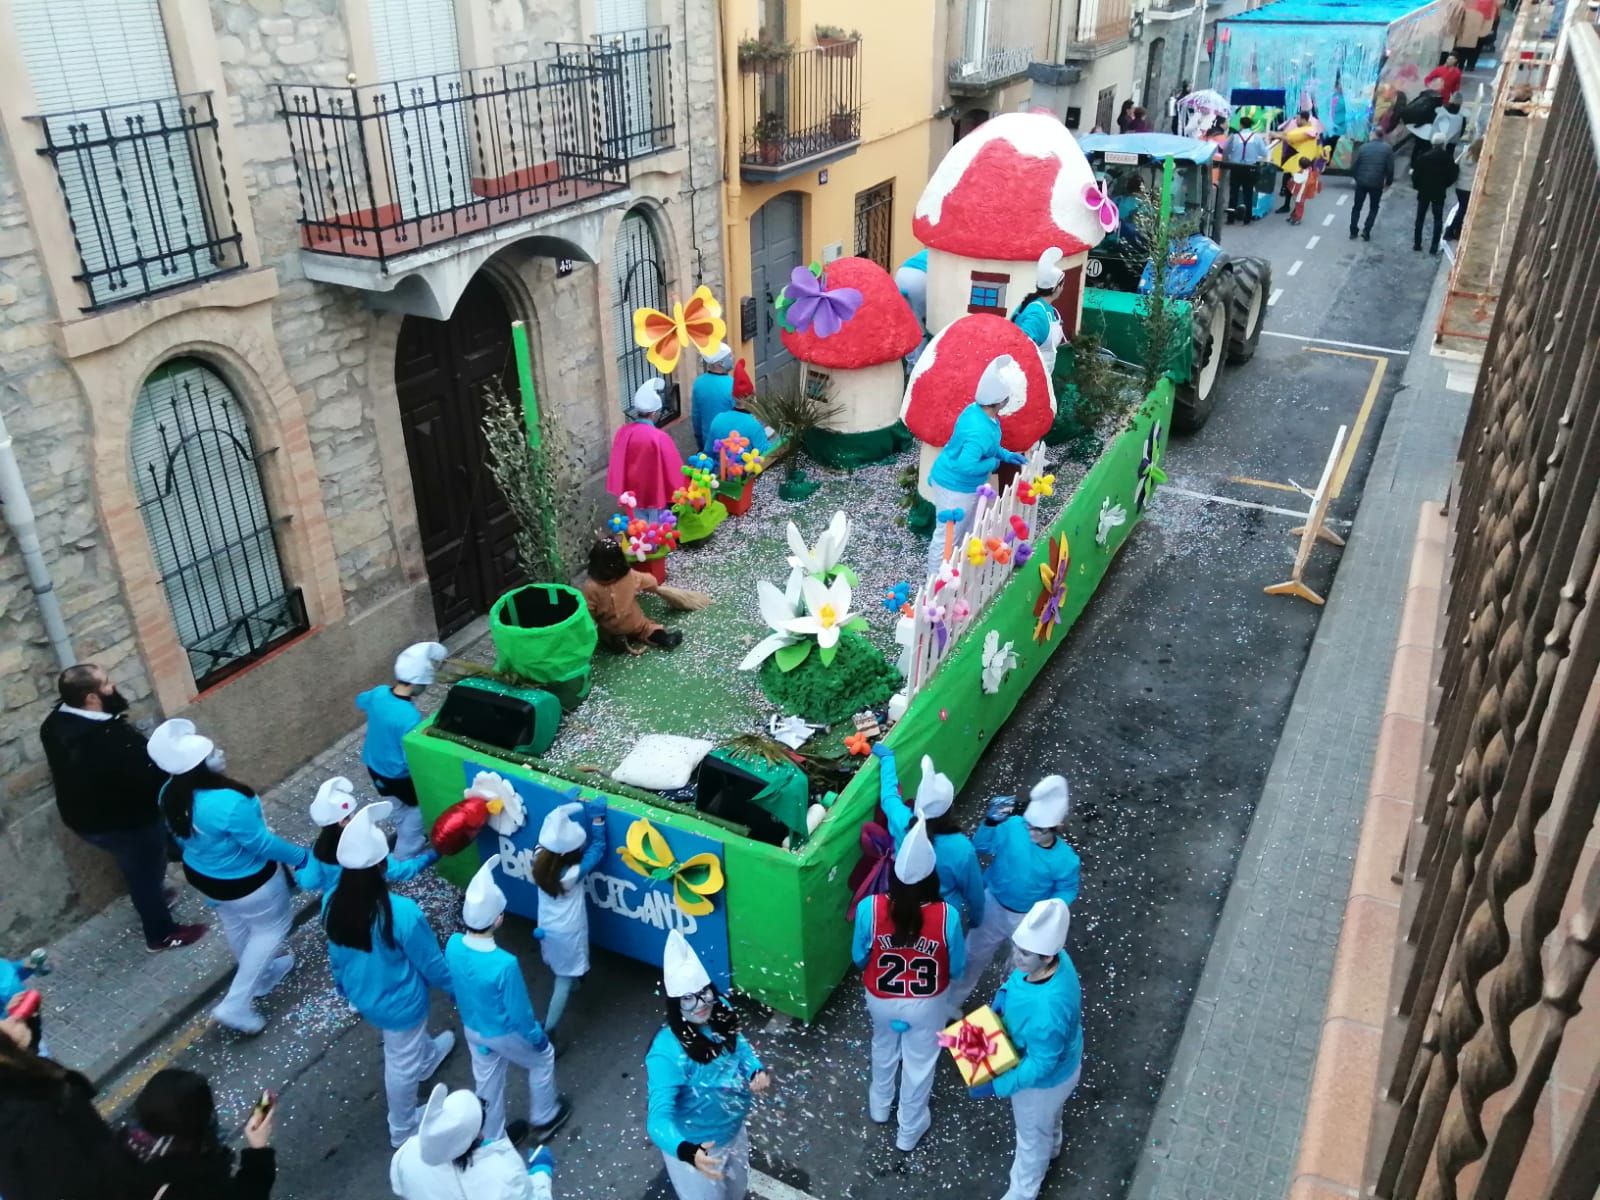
[815,26,859,57]
[738,34,791,75]
[753,112,786,164]
[828,105,856,143]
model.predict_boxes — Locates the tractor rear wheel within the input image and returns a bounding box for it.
[1226,256,1272,364]
[1174,272,1235,432]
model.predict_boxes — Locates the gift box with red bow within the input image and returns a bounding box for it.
[939,1005,1018,1087]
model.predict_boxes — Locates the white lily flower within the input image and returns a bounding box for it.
[784,575,854,650]
[786,510,851,578]
[738,569,806,671]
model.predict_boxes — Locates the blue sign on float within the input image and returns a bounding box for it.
[465,762,731,989]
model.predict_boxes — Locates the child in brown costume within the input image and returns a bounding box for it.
[581,540,686,653]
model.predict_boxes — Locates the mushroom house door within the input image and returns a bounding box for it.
[750,193,803,390]
[1052,265,1084,340]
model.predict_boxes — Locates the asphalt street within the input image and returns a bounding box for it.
[95,172,1442,1200]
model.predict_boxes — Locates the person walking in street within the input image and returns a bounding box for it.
[646,931,772,1200]
[948,776,1080,1009]
[1115,99,1135,133]
[530,798,608,1034]
[1286,156,1320,225]
[1445,138,1483,241]
[295,776,438,893]
[691,344,736,452]
[390,1084,558,1200]
[356,641,447,860]
[445,854,570,1146]
[152,719,306,1035]
[1349,136,1395,240]
[0,1013,131,1200]
[1425,53,1463,103]
[966,899,1083,1200]
[871,745,985,927]
[924,355,1030,576]
[39,664,207,953]
[1432,95,1469,145]
[118,1068,276,1199]
[1223,117,1272,222]
[1128,106,1151,132]
[323,802,457,1148]
[1411,129,1459,254]
[852,821,965,1153]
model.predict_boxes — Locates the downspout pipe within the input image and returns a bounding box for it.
[0,402,76,670]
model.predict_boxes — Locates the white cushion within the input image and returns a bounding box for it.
[611,734,715,791]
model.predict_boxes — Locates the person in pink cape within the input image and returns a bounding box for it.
[607,379,684,521]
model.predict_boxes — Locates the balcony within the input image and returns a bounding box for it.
[948,46,1034,94]
[739,41,862,183]
[550,26,676,160]
[28,92,246,312]
[275,49,641,316]
[1061,0,1134,55]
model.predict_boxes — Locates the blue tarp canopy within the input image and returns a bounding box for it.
[1226,0,1431,23]
[1077,133,1220,166]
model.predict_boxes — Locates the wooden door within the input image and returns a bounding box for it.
[395,274,522,635]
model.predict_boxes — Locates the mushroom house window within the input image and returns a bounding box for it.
[804,367,833,401]
[967,271,1009,315]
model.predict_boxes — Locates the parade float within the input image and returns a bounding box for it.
[403,114,1174,1020]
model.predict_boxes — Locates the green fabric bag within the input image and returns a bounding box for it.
[489,585,598,712]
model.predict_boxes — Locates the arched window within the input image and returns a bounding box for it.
[612,208,677,424]
[130,359,307,688]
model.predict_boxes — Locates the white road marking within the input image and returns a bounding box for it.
[1337,193,1349,206]
[1287,260,1303,276]
[1306,235,1321,249]
[1163,484,1352,526]
[1268,288,1284,307]
[751,1168,821,1200]
[1322,212,1336,226]
[1262,330,1411,356]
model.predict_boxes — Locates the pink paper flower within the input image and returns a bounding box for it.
[618,490,638,509]
[951,598,972,623]
[1083,183,1119,233]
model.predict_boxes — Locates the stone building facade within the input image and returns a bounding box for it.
[0,0,724,941]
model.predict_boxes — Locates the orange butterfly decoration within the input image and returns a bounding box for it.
[633,286,728,374]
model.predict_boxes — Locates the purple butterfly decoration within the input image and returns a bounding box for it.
[1083,182,1119,233]
[785,265,864,338]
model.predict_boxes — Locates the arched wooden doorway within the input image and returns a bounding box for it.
[394,273,523,634]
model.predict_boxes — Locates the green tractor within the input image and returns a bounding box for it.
[1076,133,1273,431]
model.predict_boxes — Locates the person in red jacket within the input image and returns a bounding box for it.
[1425,54,1462,103]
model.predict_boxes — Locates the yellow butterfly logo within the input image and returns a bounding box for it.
[633,286,729,374]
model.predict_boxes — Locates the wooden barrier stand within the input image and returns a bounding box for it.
[1266,424,1348,606]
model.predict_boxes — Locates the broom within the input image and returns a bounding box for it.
[652,585,712,612]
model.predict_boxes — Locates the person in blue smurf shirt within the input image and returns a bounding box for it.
[296,775,438,894]
[390,1082,559,1199]
[356,641,448,860]
[870,744,985,927]
[966,897,1083,1200]
[646,930,772,1200]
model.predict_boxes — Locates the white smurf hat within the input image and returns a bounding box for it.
[1024,775,1070,828]
[538,802,586,855]
[663,928,712,998]
[1012,897,1071,956]
[308,776,357,827]
[893,818,938,886]
[913,755,955,820]
[633,378,665,414]
[336,800,394,870]
[417,1084,483,1165]
[704,343,734,366]
[976,354,1024,407]
[1035,245,1066,290]
[394,641,447,686]
[461,853,507,930]
[148,718,214,775]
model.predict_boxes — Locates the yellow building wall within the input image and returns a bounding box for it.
[720,0,942,366]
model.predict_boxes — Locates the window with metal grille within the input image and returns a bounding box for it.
[612,208,679,424]
[130,359,307,689]
[804,366,833,401]
[853,181,894,271]
[968,271,1009,314]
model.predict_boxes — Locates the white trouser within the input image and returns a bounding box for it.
[393,805,429,860]
[381,1020,451,1146]
[950,888,1025,1009]
[210,868,294,1029]
[926,485,979,577]
[661,1124,749,1200]
[466,1027,559,1140]
[1003,1067,1081,1200]
[865,992,946,1150]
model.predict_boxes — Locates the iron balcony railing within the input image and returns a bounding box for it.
[740,41,862,172]
[550,26,675,160]
[275,53,630,271]
[28,91,244,312]
[948,46,1034,92]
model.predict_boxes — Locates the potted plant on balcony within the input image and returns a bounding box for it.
[754,112,786,165]
[815,26,860,57]
[738,34,792,75]
[828,105,857,143]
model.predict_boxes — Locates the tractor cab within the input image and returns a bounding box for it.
[1078,134,1226,293]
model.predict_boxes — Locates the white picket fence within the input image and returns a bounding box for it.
[902,444,1048,701]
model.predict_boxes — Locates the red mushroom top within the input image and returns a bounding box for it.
[778,257,923,369]
[898,314,1055,450]
[913,112,1106,261]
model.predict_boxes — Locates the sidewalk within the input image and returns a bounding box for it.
[1127,264,1475,1197]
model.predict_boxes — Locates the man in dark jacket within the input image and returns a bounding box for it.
[1349,137,1396,240]
[1411,131,1460,254]
[39,664,207,952]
